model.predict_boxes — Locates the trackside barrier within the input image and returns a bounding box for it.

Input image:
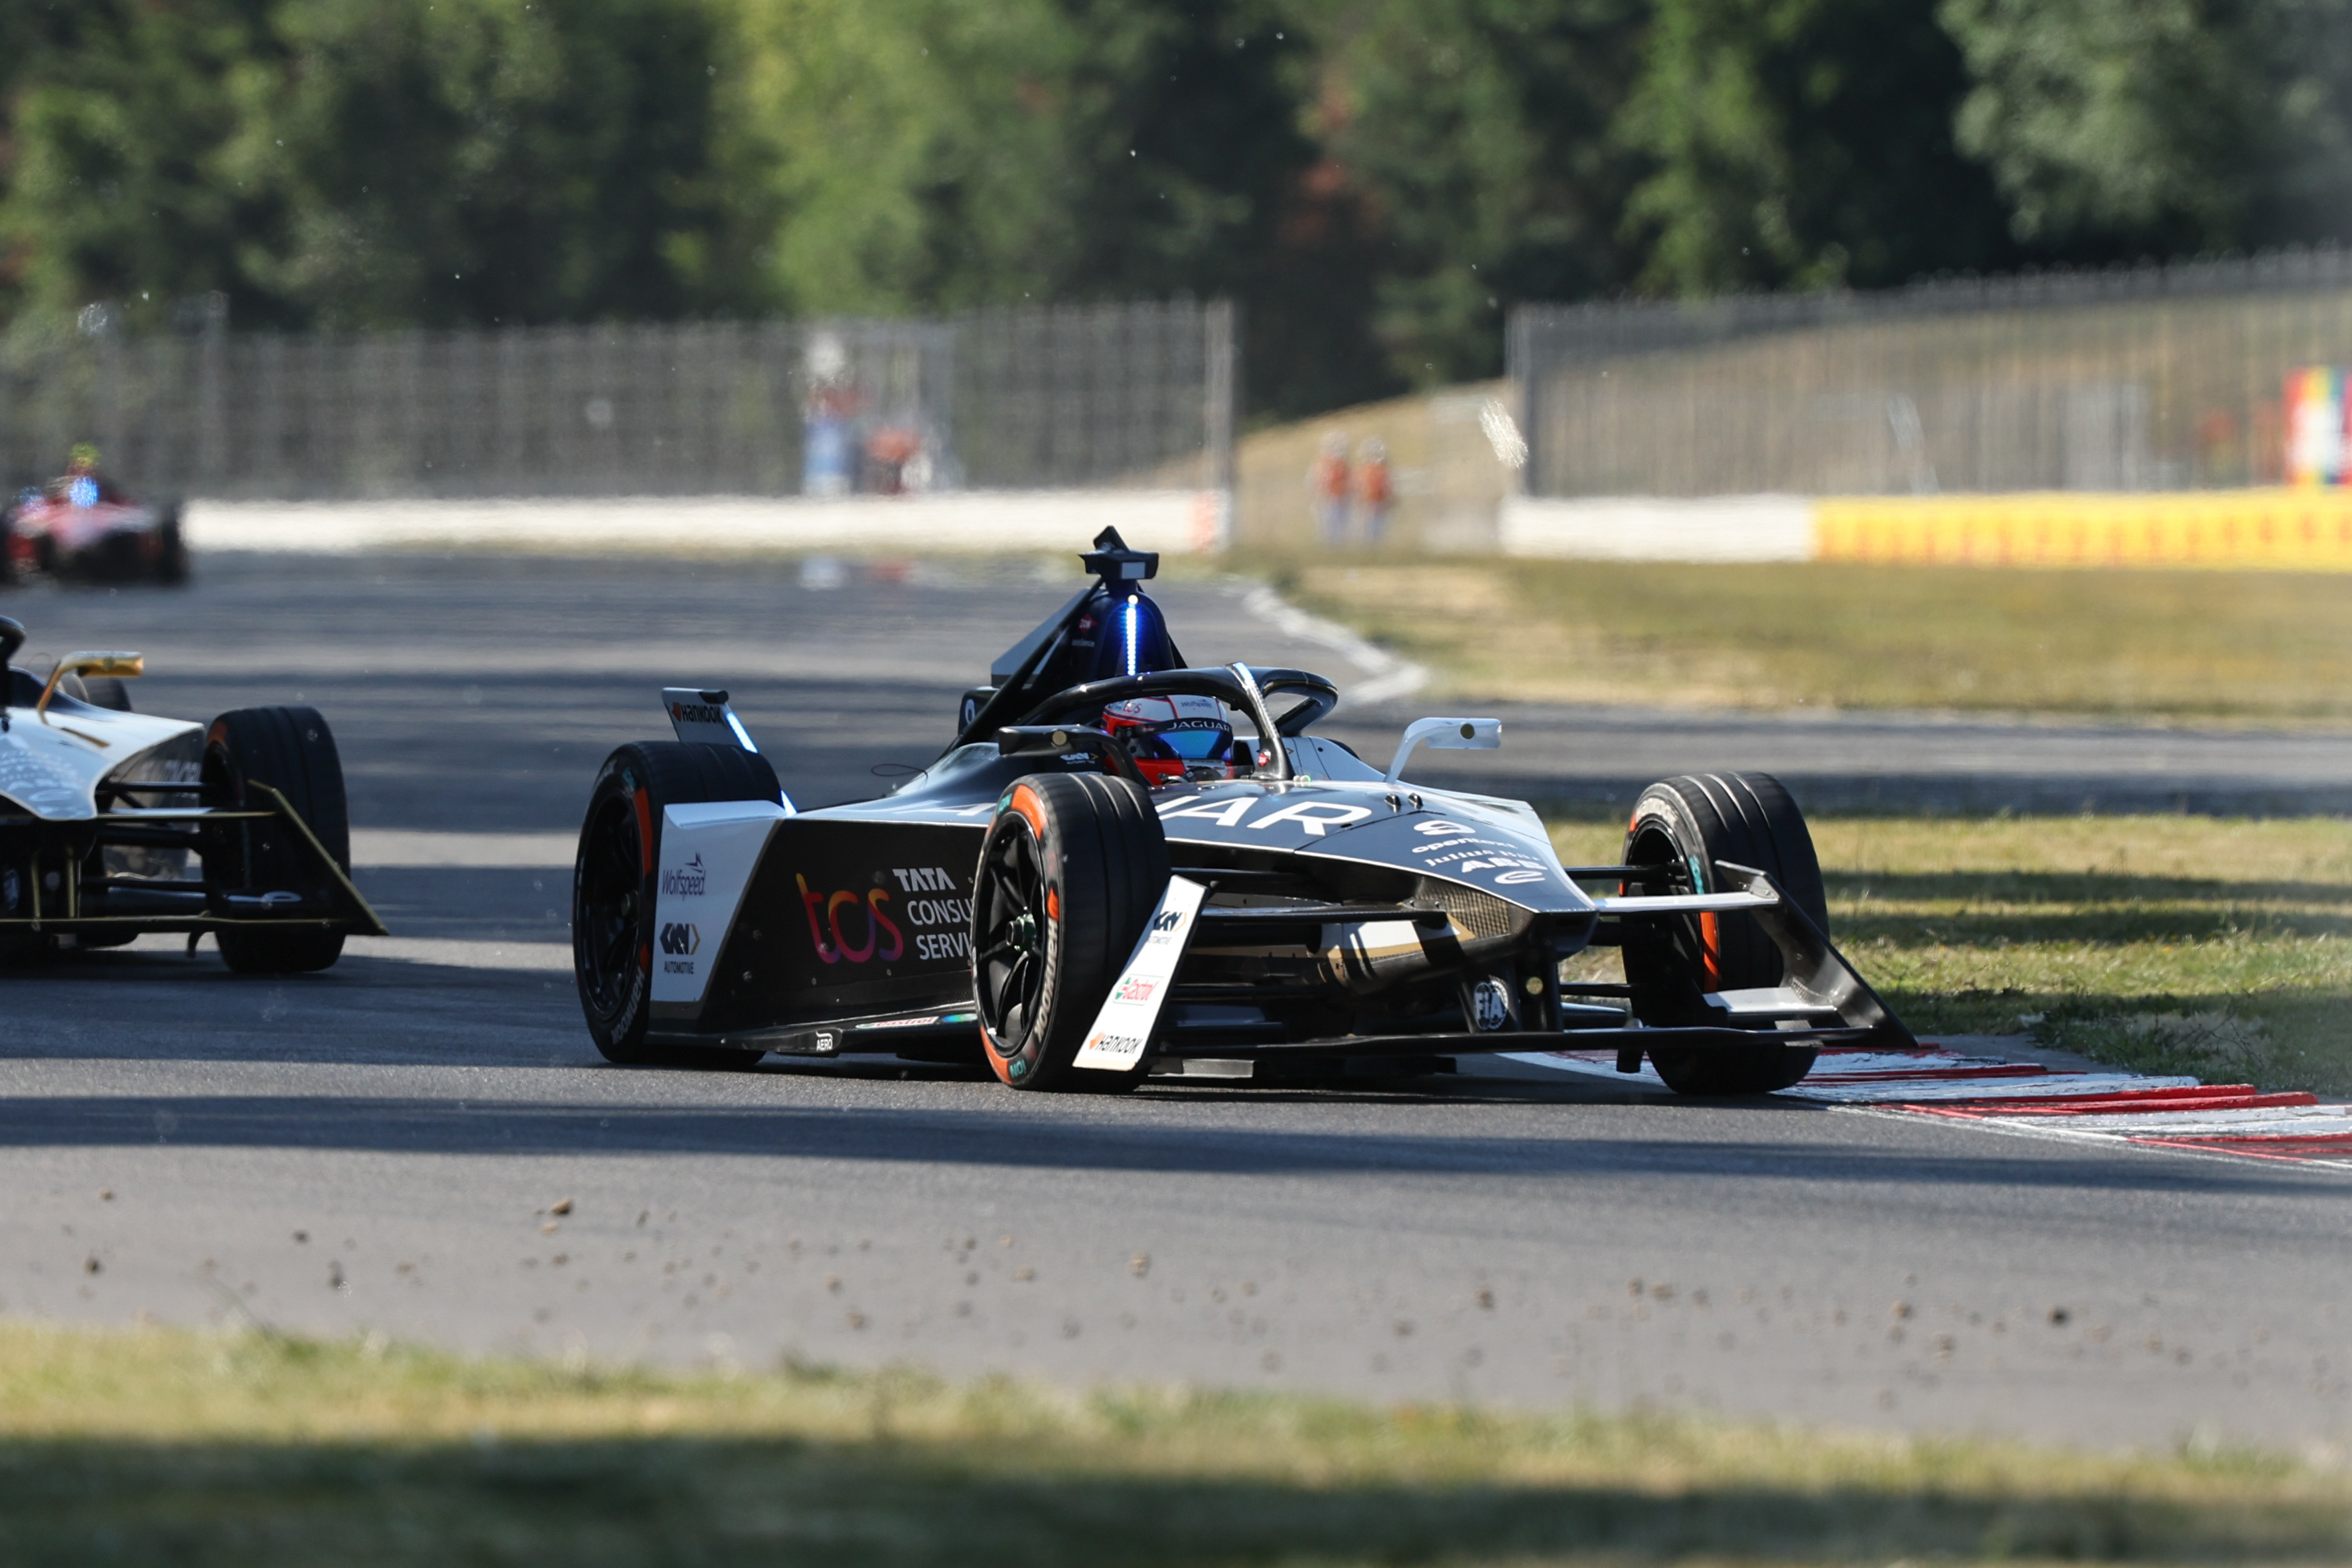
[1501,489,2352,570]
[184,490,1234,557]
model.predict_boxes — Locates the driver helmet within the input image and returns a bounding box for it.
[1102,693,1235,786]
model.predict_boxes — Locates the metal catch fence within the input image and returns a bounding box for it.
[1509,251,2352,496]
[0,299,1236,500]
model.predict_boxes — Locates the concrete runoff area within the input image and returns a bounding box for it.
[1,551,2347,1454]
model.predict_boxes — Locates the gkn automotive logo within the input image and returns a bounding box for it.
[662,854,707,896]
[658,921,700,975]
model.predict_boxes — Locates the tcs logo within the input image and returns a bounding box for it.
[796,875,905,964]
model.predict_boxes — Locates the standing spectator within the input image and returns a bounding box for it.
[1355,436,1393,545]
[802,332,858,497]
[1309,431,1351,545]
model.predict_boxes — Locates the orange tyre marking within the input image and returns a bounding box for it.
[1046,887,1060,922]
[1007,782,1048,837]
[1699,910,1721,989]
[980,1041,1019,1085]
[631,786,654,877]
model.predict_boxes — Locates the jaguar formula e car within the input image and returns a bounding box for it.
[571,530,1913,1094]
[0,615,384,969]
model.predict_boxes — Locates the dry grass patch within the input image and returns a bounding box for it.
[0,1320,2347,1564]
[1270,555,2352,723]
[1549,815,2352,1094]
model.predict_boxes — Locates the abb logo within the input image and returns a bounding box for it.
[796,875,905,964]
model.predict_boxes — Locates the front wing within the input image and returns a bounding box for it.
[0,783,388,940]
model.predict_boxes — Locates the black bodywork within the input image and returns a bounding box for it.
[625,532,1916,1080]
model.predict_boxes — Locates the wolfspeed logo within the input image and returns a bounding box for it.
[658,921,700,974]
[661,853,707,897]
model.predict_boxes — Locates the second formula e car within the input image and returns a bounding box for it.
[0,615,384,969]
[3,453,188,587]
[571,530,1913,1093]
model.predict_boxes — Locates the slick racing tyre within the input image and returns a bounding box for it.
[155,503,190,585]
[971,772,1169,1092]
[573,741,782,1070]
[1621,772,1828,1096]
[59,672,133,711]
[201,707,352,974]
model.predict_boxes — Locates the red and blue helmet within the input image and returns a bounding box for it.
[1101,693,1236,786]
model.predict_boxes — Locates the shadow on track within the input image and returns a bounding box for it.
[0,1092,2337,1196]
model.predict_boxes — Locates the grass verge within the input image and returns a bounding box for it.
[0,1319,2346,1565]
[1264,554,2352,723]
[1550,814,2352,1095]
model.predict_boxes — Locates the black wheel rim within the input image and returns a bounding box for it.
[576,791,645,1017]
[974,819,1046,1054]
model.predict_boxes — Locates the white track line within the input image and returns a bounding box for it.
[1505,1043,2352,1171]
[1235,583,1428,707]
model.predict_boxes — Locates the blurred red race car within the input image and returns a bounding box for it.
[3,446,188,587]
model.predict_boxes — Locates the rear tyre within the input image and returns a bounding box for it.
[201,706,352,974]
[88,529,146,584]
[971,772,1169,1092]
[78,676,133,712]
[573,741,782,1070]
[1621,772,1826,1096]
[155,504,189,585]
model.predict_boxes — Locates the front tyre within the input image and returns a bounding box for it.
[970,772,1169,1091]
[1621,772,1827,1096]
[202,707,352,974]
[573,741,782,1070]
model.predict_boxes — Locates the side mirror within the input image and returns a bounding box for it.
[1386,716,1501,783]
[37,651,143,721]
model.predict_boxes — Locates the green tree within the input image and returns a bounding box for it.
[255,0,728,326]
[718,0,1378,419]
[1940,0,2352,255]
[1049,0,1384,418]
[1315,0,1649,386]
[1618,0,2018,295]
[0,1,279,329]
[710,0,1077,317]
[0,0,725,330]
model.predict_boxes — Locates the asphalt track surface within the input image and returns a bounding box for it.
[3,552,2349,1454]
